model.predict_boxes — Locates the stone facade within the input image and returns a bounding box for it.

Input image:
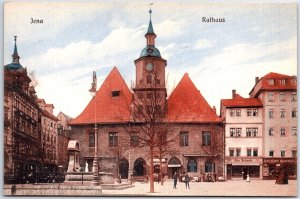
[69,11,224,180]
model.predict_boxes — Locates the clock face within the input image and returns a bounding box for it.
[146,63,153,71]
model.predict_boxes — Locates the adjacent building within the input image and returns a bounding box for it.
[4,37,42,180]
[69,11,224,179]
[57,112,72,171]
[221,90,263,179]
[37,99,59,172]
[249,73,297,179]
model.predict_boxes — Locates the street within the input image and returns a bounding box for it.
[102,179,298,196]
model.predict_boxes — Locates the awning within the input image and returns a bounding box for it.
[168,164,182,168]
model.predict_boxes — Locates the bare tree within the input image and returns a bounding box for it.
[122,71,180,193]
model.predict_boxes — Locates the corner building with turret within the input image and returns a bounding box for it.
[69,11,224,180]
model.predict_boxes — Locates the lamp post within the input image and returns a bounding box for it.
[89,71,99,186]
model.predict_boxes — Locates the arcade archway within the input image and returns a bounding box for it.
[133,158,146,176]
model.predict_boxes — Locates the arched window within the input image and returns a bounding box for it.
[187,159,197,172]
[205,161,215,173]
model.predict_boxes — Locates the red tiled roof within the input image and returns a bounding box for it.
[250,72,297,96]
[69,67,133,125]
[221,94,263,108]
[167,73,221,123]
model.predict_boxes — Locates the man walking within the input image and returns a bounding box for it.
[173,172,178,189]
[184,173,190,189]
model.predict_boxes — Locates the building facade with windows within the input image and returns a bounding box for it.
[69,11,224,180]
[4,37,43,181]
[249,73,297,179]
[221,90,263,180]
[37,99,59,172]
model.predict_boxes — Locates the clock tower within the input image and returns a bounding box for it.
[133,9,167,111]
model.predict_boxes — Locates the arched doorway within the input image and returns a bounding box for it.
[187,159,197,172]
[168,157,182,178]
[119,159,129,179]
[133,158,146,176]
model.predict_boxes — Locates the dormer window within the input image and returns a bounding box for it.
[112,91,120,97]
[268,79,274,86]
[279,79,286,85]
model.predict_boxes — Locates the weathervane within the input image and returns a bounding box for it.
[149,3,153,19]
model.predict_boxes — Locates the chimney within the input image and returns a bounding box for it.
[255,77,259,84]
[212,106,216,113]
[232,89,236,99]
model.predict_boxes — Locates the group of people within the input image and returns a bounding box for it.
[173,172,190,189]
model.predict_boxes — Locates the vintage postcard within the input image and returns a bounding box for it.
[3,1,297,196]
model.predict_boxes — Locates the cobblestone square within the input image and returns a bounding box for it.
[102,180,298,196]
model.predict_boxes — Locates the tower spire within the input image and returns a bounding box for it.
[12,36,20,64]
[145,5,156,46]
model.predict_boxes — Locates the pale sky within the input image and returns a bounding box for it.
[4,1,297,118]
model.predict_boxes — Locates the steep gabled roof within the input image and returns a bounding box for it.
[167,73,221,123]
[69,67,133,125]
[221,94,263,108]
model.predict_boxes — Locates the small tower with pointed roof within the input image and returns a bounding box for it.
[133,9,167,112]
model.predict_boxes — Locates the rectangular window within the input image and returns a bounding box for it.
[280,128,286,136]
[269,109,274,118]
[292,127,297,136]
[89,132,95,147]
[236,128,242,137]
[109,132,118,147]
[236,109,241,116]
[291,92,297,101]
[268,92,274,102]
[247,149,252,156]
[236,148,241,157]
[146,74,152,84]
[230,128,235,137]
[292,150,297,157]
[253,128,258,137]
[269,150,274,157]
[268,79,274,85]
[229,149,234,157]
[202,132,211,146]
[253,109,258,116]
[291,78,297,85]
[279,92,286,101]
[230,109,235,116]
[246,128,251,137]
[292,110,297,118]
[180,131,189,146]
[112,91,120,97]
[280,109,285,118]
[269,128,274,136]
[279,79,286,85]
[281,150,285,157]
[253,149,258,156]
[247,109,252,116]
[130,132,139,147]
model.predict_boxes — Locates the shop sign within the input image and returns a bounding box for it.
[225,158,261,164]
[263,158,296,164]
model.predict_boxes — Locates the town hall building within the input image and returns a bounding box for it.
[69,10,224,180]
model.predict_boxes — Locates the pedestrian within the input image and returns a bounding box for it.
[184,172,190,189]
[246,174,250,182]
[173,172,178,189]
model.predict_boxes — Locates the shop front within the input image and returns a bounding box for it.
[225,157,262,180]
[262,158,297,180]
